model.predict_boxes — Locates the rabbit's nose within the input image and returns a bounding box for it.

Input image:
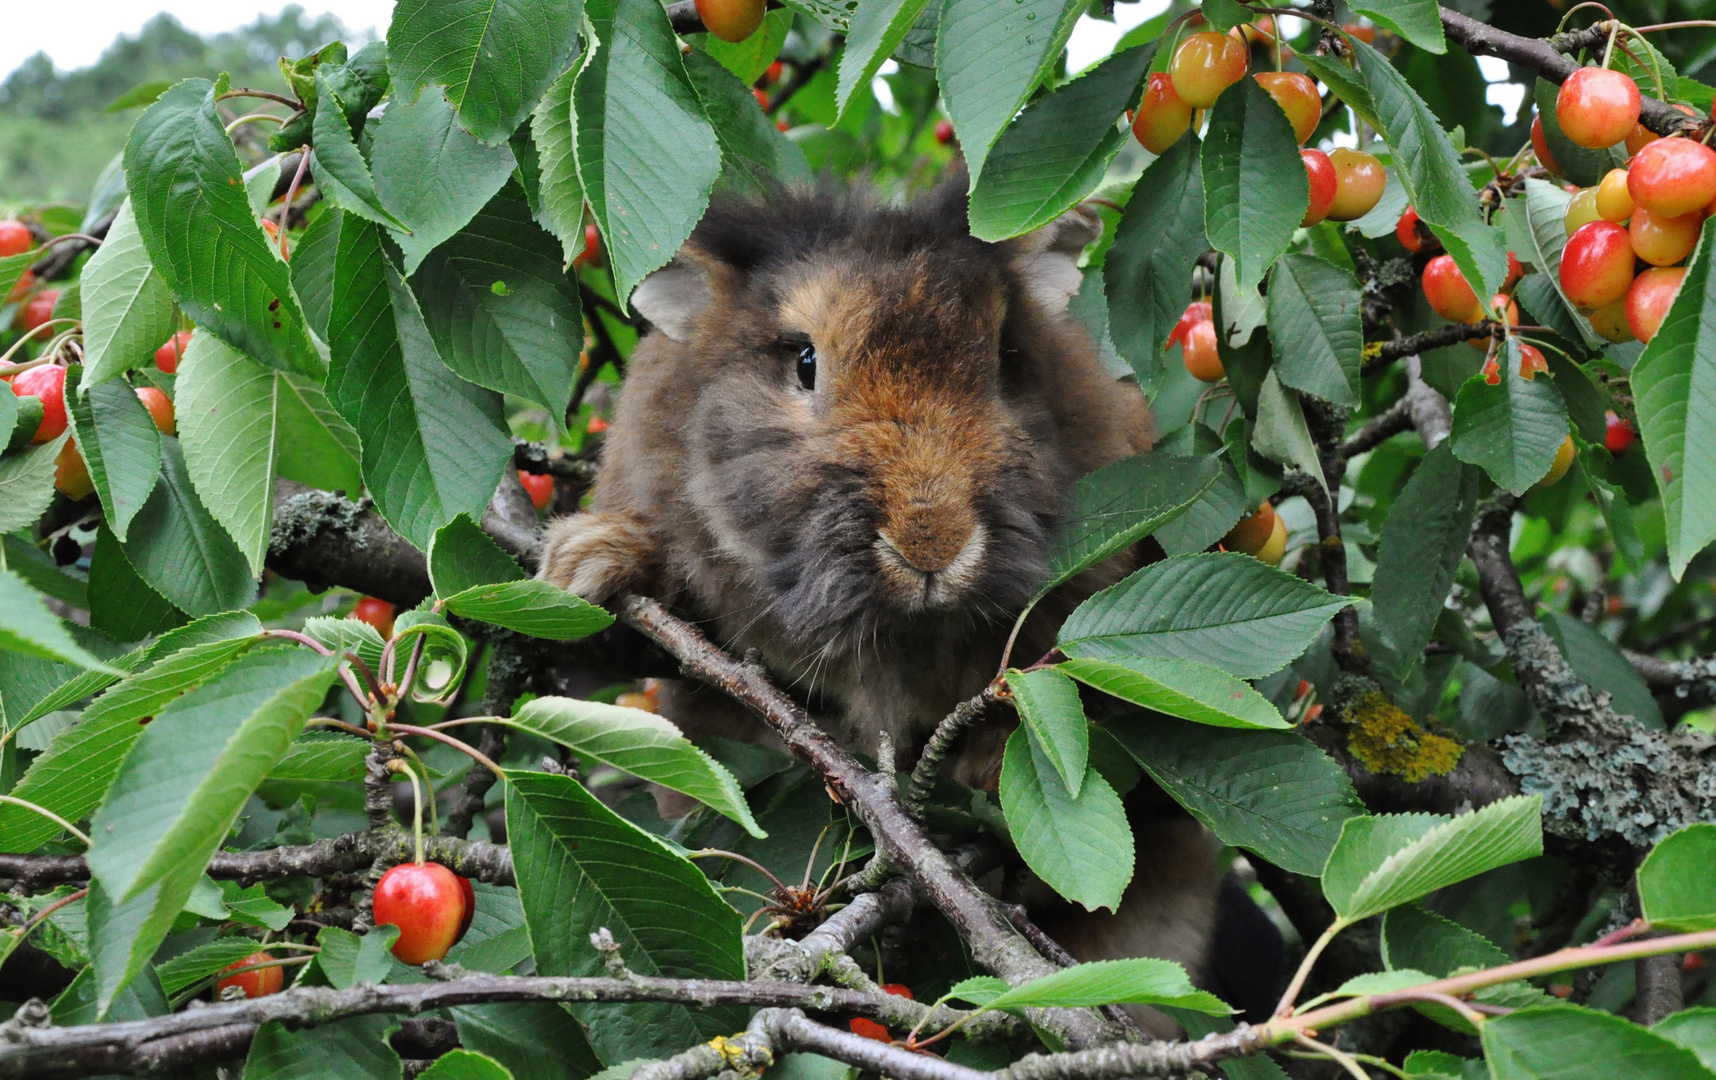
[879,506,982,574]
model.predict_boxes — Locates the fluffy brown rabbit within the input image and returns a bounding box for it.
[539,181,1258,1027]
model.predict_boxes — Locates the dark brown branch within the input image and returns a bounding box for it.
[1623,650,1716,712]
[27,212,116,282]
[615,595,1120,1050]
[1338,397,1412,458]
[1362,322,1496,371]
[902,682,1007,819]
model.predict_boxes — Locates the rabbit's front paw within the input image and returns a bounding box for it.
[536,512,654,604]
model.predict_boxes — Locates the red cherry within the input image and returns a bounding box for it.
[0,220,34,258]
[55,439,92,499]
[1168,300,1214,348]
[1604,411,1635,454]
[1625,266,1686,343]
[1301,149,1337,226]
[587,414,610,435]
[849,1017,891,1042]
[1325,148,1385,221]
[374,862,468,965]
[1182,320,1223,382]
[776,118,791,132]
[573,223,602,270]
[1466,293,1519,349]
[1482,356,1501,385]
[351,596,396,638]
[1531,115,1561,175]
[456,875,476,942]
[1555,67,1640,149]
[6,269,34,304]
[881,984,914,999]
[1628,208,1700,267]
[1517,343,1549,380]
[753,87,769,110]
[136,387,175,435]
[15,290,59,335]
[1132,73,1193,155]
[1395,207,1427,253]
[1170,31,1249,109]
[518,470,555,512]
[1588,299,1634,343]
[934,118,955,145]
[155,329,192,374]
[696,0,766,43]
[1342,22,1376,45]
[1254,71,1321,144]
[1559,220,1635,311]
[12,364,68,443]
[217,952,284,999]
[1421,255,1479,322]
[1502,252,1524,293]
[1222,502,1278,557]
[1627,137,1716,218]
[764,60,784,84]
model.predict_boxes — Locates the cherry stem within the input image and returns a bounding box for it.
[13,887,88,947]
[278,150,310,257]
[397,742,440,835]
[34,233,104,253]
[304,718,375,739]
[218,88,301,108]
[688,849,792,893]
[389,758,426,864]
[1553,4,1615,35]
[1293,1032,1371,1080]
[1630,20,1716,32]
[1276,920,1347,1017]
[385,722,505,776]
[1593,917,1649,947]
[262,629,375,708]
[0,794,92,847]
[1601,20,1621,68]
[0,321,79,368]
[225,113,286,135]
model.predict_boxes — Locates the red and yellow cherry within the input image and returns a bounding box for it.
[1560,221,1635,311]
[696,0,765,43]
[518,470,554,512]
[1170,31,1249,109]
[1466,293,1519,349]
[1626,266,1686,343]
[1168,300,1214,348]
[1133,73,1193,154]
[1221,502,1277,557]
[1587,299,1634,343]
[572,223,602,270]
[1326,148,1385,221]
[1422,255,1480,322]
[1301,149,1337,226]
[1342,22,1376,45]
[1535,436,1577,489]
[1395,207,1429,253]
[351,596,396,638]
[849,983,914,1042]
[1604,411,1635,454]
[1240,16,1276,46]
[216,952,284,999]
[1596,168,1634,223]
[1563,187,1601,236]
[1502,251,1525,293]
[1517,343,1549,380]
[1531,115,1561,175]
[752,87,769,110]
[934,118,955,145]
[1254,513,1287,566]
[260,218,289,261]
[12,365,68,443]
[1182,320,1223,382]
[136,386,174,435]
[1627,137,1716,218]
[1555,67,1640,149]
[54,439,93,499]
[0,220,33,258]
[6,269,33,304]
[1626,105,1701,156]
[15,290,59,334]
[155,329,192,374]
[1629,207,1700,267]
[456,876,476,943]
[373,861,469,965]
[1255,72,1320,144]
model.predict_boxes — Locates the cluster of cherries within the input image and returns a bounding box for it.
[1131,22,1387,229]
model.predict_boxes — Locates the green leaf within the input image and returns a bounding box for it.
[1252,369,1326,489]
[275,370,364,496]
[958,956,1230,1015]
[1202,77,1306,291]
[1108,715,1366,877]
[89,525,182,642]
[269,732,368,782]
[395,610,471,700]
[387,0,581,144]
[0,627,260,853]
[431,512,525,596]
[444,580,615,639]
[1542,611,1663,730]
[1505,179,1606,351]
[1450,339,1569,494]
[1060,656,1289,730]
[1334,969,1437,996]
[683,49,812,200]
[1321,796,1544,923]
[454,1001,604,1080]
[88,646,338,903]
[1637,823,1716,932]
[0,436,71,535]
[371,87,519,275]
[1059,552,1349,679]
[505,770,745,1062]
[420,1050,516,1080]
[575,0,722,308]
[1484,1008,1716,1080]
[968,45,1154,242]
[311,71,408,231]
[1365,443,1483,679]
[119,439,258,615]
[1633,216,1716,577]
[0,567,122,674]
[83,877,190,1015]
[1006,667,1089,798]
[697,8,790,87]
[1350,0,1445,53]
[156,938,272,1001]
[221,880,293,930]
[1151,426,1250,555]
[1654,1009,1716,1073]
[1266,254,1363,406]
[1041,452,1220,595]
[1381,903,1508,976]
[1104,136,1204,387]
[79,201,178,389]
[999,726,1133,912]
[936,0,1084,183]
[245,1015,403,1080]
[499,695,763,836]
[412,181,584,418]
[65,368,162,542]
[529,63,586,267]
[836,0,934,117]
[122,79,321,377]
[323,214,513,550]
[314,925,401,988]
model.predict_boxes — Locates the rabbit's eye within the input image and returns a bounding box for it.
[797,345,817,391]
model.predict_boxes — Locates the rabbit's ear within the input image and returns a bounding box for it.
[1005,205,1101,315]
[632,257,713,341]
